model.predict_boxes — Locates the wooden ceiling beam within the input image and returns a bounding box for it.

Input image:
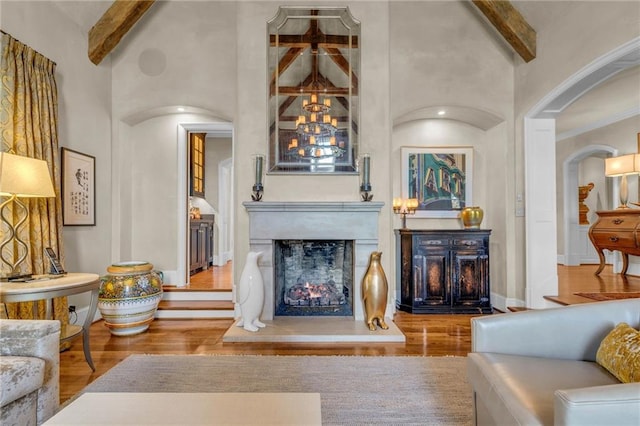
[471,0,536,63]
[269,47,305,94]
[270,34,358,49]
[277,87,353,97]
[324,47,359,90]
[88,0,156,65]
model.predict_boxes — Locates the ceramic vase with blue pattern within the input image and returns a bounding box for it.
[98,261,163,336]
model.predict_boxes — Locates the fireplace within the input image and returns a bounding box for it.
[243,201,384,321]
[274,240,354,316]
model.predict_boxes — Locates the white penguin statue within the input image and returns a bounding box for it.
[236,251,266,332]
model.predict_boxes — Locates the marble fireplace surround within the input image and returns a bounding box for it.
[223,201,405,343]
[243,201,385,321]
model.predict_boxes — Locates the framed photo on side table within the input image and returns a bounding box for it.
[401,146,473,218]
[61,147,96,226]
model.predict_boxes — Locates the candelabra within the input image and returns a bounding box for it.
[393,198,418,229]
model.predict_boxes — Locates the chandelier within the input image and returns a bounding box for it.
[287,93,346,160]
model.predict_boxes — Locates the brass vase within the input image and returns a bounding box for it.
[460,206,484,229]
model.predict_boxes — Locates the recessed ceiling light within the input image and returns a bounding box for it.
[177,107,185,112]
[437,110,446,116]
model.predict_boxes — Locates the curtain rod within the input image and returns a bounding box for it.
[1,29,58,66]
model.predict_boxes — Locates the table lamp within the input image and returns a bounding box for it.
[0,152,56,281]
[604,153,639,209]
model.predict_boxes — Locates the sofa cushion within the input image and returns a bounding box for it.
[0,356,45,406]
[467,353,620,425]
[596,322,640,383]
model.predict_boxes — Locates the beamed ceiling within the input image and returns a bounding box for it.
[86,0,536,66]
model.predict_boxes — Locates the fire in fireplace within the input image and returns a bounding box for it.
[274,240,354,316]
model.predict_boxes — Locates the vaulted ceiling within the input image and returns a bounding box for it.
[49,0,638,138]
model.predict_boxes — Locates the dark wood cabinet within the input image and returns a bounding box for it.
[395,229,492,314]
[189,217,214,275]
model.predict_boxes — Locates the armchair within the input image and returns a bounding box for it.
[0,319,60,426]
[467,299,640,425]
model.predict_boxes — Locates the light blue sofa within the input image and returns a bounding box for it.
[468,299,640,425]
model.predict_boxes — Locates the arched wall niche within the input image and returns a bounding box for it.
[113,105,233,285]
[391,104,513,310]
[393,105,504,131]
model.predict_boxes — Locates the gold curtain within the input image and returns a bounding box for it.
[1,32,68,324]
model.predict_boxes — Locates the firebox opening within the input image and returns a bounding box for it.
[274,240,354,316]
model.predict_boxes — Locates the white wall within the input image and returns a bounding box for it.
[389,0,514,309]
[108,1,238,280]
[514,0,640,302]
[204,136,232,213]
[7,0,639,314]
[2,1,112,310]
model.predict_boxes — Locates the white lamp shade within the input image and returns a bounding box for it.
[605,153,638,177]
[0,152,55,197]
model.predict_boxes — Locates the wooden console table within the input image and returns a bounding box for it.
[588,209,640,275]
[0,273,100,371]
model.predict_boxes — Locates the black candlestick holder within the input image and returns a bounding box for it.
[252,183,263,201]
[360,183,373,202]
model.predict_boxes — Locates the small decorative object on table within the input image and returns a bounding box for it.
[236,252,266,332]
[460,206,484,229]
[578,182,595,224]
[362,251,389,331]
[98,261,163,336]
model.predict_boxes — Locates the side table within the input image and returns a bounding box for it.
[0,272,100,371]
[588,210,640,275]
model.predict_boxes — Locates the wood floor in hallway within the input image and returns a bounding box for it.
[58,263,640,403]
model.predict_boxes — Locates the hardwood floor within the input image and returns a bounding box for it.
[186,261,233,290]
[58,263,640,404]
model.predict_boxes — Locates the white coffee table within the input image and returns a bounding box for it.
[44,392,322,425]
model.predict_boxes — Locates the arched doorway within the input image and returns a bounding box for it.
[524,38,640,308]
[562,145,617,266]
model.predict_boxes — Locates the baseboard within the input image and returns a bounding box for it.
[213,252,232,267]
[491,292,524,313]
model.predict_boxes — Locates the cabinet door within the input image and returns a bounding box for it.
[412,252,451,307]
[412,234,451,308]
[189,223,201,274]
[205,222,214,268]
[190,133,206,198]
[198,223,208,270]
[452,251,489,308]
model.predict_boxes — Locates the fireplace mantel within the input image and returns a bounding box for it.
[243,201,385,321]
[243,201,385,213]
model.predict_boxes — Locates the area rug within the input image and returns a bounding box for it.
[81,355,472,425]
[574,292,640,301]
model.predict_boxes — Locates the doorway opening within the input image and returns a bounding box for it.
[177,122,234,289]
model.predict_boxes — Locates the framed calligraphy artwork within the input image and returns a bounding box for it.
[61,148,96,226]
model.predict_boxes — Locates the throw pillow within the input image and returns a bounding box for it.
[596,322,640,383]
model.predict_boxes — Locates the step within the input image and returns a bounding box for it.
[162,288,232,302]
[156,300,235,319]
[507,306,532,312]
